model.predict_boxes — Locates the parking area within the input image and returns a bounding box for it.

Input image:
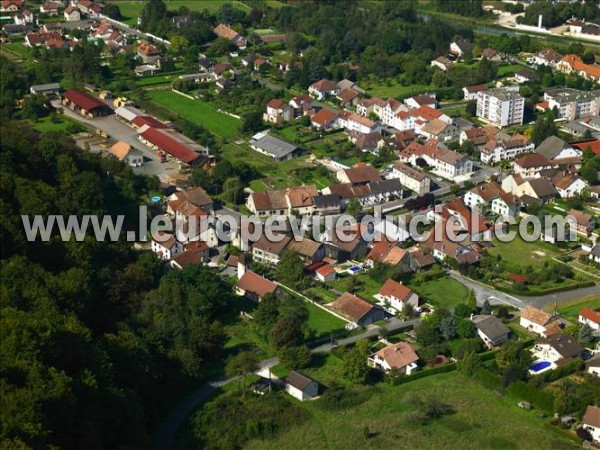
[51,100,180,181]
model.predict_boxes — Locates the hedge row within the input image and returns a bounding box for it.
[387,363,457,386]
[493,280,595,297]
[535,360,584,383]
[507,381,555,413]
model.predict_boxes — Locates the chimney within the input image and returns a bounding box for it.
[237,261,246,279]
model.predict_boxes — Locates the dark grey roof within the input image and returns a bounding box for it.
[249,133,299,159]
[516,68,539,80]
[527,178,557,199]
[285,371,316,390]
[368,178,403,196]
[536,136,566,160]
[536,333,584,359]
[30,82,61,93]
[472,315,510,341]
[590,245,600,258]
[312,193,341,209]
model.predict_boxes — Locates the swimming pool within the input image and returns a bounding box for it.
[347,266,362,274]
[150,196,162,203]
[529,361,552,373]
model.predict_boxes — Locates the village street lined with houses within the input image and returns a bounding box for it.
[2,1,600,450]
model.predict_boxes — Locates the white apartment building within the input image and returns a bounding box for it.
[477,88,525,128]
[544,88,600,121]
[389,162,431,195]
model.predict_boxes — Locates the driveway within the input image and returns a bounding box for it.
[52,100,179,182]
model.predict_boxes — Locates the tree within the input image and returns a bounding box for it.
[240,110,264,133]
[223,176,243,204]
[269,316,304,350]
[495,341,531,370]
[253,294,280,328]
[531,113,557,146]
[465,100,477,117]
[279,345,312,369]
[453,303,472,319]
[169,34,190,55]
[343,340,370,384]
[457,351,482,376]
[276,250,304,288]
[346,197,361,218]
[415,322,441,346]
[103,3,122,20]
[456,319,477,339]
[578,323,594,347]
[453,339,482,360]
[481,299,492,315]
[226,351,259,394]
[439,316,457,340]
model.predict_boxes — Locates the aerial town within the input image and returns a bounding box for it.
[1,1,600,449]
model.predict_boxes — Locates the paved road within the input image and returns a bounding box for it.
[449,271,599,310]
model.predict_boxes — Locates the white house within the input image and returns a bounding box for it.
[389,162,431,195]
[377,279,418,313]
[63,6,81,22]
[588,358,600,377]
[554,175,588,199]
[471,315,511,348]
[308,79,339,100]
[588,245,600,264]
[151,231,183,260]
[530,333,584,366]
[491,192,520,217]
[315,264,336,282]
[519,305,559,336]
[450,39,472,58]
[368,341,419,375]
[285,371,319,401]
[579,308,600,332]
[583,405,600,443]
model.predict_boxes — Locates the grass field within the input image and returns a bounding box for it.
[305,302,346,337]
[31,115,83,133]
[497,64,527,76]
[364,80,435,99]
[108,0,250,24]
[554,296,600,321]
[147,90,240,138]
[410,277,469,309]
[487,237,559,269]
[245,371,578,450]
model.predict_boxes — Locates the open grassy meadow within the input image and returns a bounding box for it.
[486,237,559,269]
[554,296,600,321]
[244,371,578,450]
[147,90,240,139]
[108,0,250,24]
[410,277,470,309]
[305,302,347,337]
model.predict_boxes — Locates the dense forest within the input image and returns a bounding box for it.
[0,124,234,449]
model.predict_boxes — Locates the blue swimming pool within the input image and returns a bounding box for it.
[529,361,551,373]
[349,266,361,272]
[150,196,162,203]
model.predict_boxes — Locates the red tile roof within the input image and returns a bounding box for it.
[374,341,419,370]
[311,108,339,126]
[379,279,413,302]
[573,139,600,156]
[330,292,374,322]
[139,127,200,164]
[316,264,335,277]
[236,270,278,298]
[514,153,551,169]
[267,98,287,109]
[580,307,600,324]
[132,115,168,129]
[62,90,108,112]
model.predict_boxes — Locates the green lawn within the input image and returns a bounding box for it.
[108,0,250,24]
[219,142,322,190]
[305,302,346,337]
[555,296,600,321]
[498,64,526,76]
[327,273,383,302]
[363,80,435,99]
[31,115,84,133]
[410,277,469,309]
[245,371,578,450]
[487,237,558,269]
[147,90,240,139]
